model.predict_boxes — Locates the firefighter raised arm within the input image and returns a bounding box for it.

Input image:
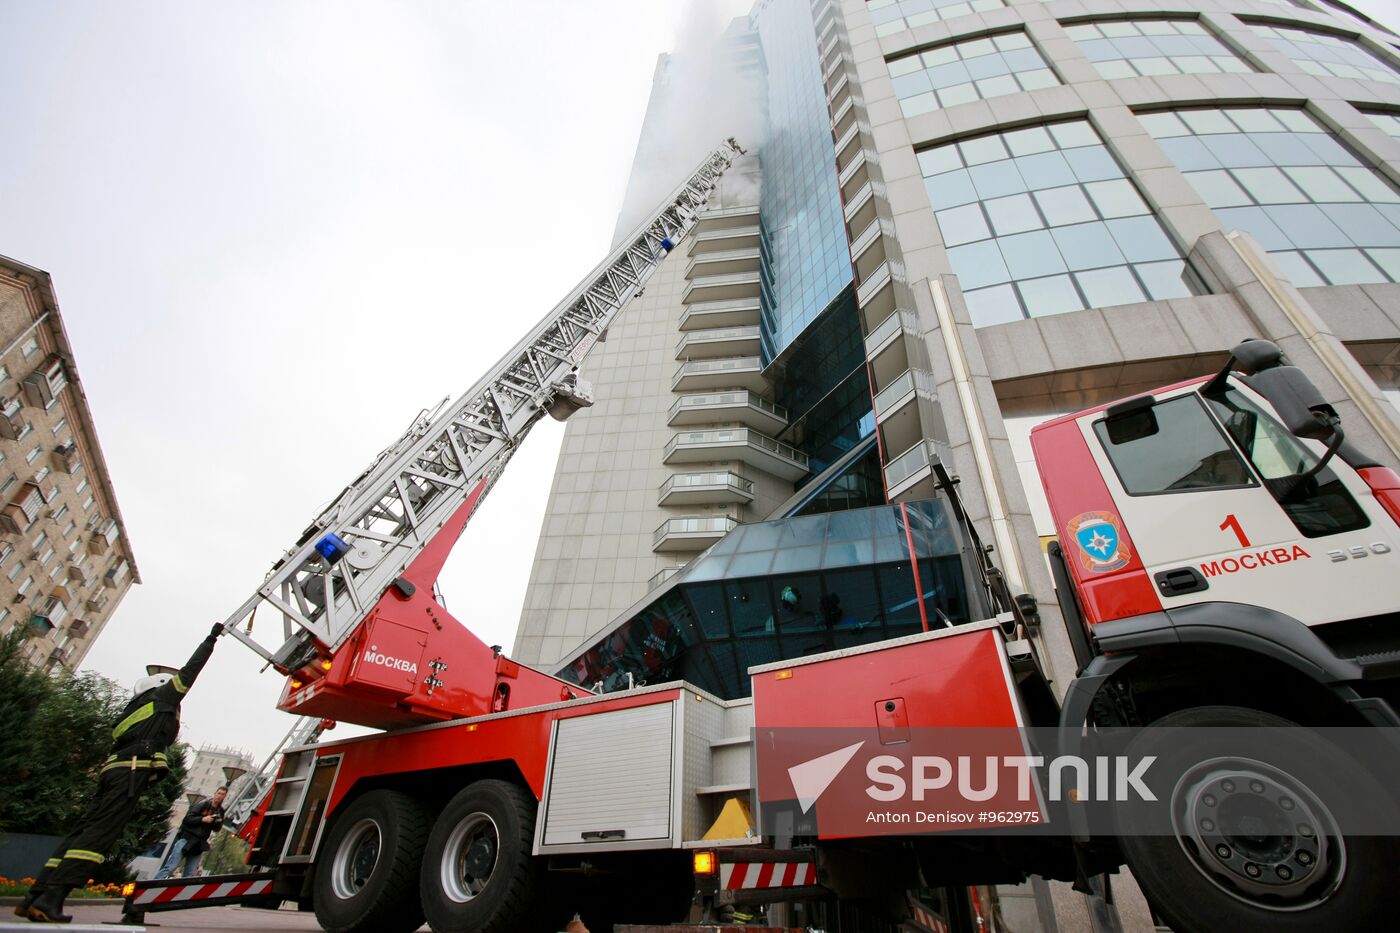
[17,624,226,924]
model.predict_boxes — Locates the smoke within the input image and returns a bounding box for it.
[612,0,767,242]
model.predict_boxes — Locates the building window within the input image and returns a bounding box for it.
[1142,106,1400,286]
[20,337,39,359]
[1063,19,1255,79]
[920,119,1203,326]
[0,544,11,567]
[38,546,55,566]
[1250,23,1400,84]
[32,531,47,551]
[74,478,88,495]
[0,366,8,386]
[33,466,50,484]
[16,422,32,440]
[6,562,21,582]
[1365,110,1400,140]
[888,31,1059,117]
[82,494,95,511]
[17,576,32,596]
[47,564,61,582]
[51,418,67,436]
[25,446,41,465]
[1318,1,1398,38]
[0,474,16,496]
[62,519,76,539]
[54,504,68,522]
[867,0,1006,38]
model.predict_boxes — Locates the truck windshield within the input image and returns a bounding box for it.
[1092,394,1253,495]
[1205,387,1369,538]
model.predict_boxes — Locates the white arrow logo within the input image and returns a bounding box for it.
[788,741,865,813]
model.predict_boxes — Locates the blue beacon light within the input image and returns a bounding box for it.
[316,533,351,565]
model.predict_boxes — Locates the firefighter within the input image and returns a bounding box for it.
[19,623,226,924]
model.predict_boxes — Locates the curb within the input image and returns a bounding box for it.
[0,896,125,905]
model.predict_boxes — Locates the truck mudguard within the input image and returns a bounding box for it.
[1058,602,1400,731]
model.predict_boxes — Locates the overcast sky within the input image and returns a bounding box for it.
[0,0,750,761]
[2,0,1395,765]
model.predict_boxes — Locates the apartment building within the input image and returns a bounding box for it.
[0,254,138,671]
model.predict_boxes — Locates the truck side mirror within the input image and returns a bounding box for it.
[1246,366,1336,441]
[1103,395,1158,445]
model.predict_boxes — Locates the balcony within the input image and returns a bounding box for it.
[687,224,761,256]
[647,566,685,591]
[875,369,939,458]
[884,439,940,500]
[88,519,119,555]
[657,471,754,507]
[692,205,760,238]
[1,482,44,533]
[685,247,761,282]
[671,357,766,393]
[674,325,760,361]
[22,356,67,408]
[32,596,68,631]
[668,391,787,433]
[104,558,130,589]
[663,428,810,481]
[652,515,739,553]
[682,270,762,305]
[52,443,81,475]
[865,308,919,362]
[0,397,23,440]
[679,297,761,331]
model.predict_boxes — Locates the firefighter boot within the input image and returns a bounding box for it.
[13,893,34,917]
[26,884,73,924]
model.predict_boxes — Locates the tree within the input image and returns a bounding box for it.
[0,631,186,882]
[201,830,253,876]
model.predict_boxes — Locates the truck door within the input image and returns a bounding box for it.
[1079,382,1399,626]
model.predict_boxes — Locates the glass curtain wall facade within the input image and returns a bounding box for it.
[754,0,853,364]
[1143,106,1400,285]
[1064,19,1256,79]
[554,499,971,698]
[919,120,1203,326]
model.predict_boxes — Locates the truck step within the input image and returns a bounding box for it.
[1352,648,1400,679]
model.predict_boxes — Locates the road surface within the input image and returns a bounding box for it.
[2,900,430,931]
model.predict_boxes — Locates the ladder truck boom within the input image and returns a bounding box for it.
[219,140,744,728]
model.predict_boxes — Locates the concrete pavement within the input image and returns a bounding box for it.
[1,901,431,931]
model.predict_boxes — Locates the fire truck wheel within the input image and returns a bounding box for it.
[1117,705,1399,933]
[312,789,429,933]
[419,779,555,933]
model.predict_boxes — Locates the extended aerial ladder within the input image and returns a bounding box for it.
[217,140,745,729]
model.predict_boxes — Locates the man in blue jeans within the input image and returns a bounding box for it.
[155,786,228,879]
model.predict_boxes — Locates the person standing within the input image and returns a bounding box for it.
[19,623,226,924]
[154,786,227,879]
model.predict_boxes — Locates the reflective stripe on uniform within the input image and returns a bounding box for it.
[101,755,169,774]
[112,702,155,740]
[44,858,61,868]
[172,674,188,694]
[63,849,104,863]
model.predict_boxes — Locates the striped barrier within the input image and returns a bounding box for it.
[121,871,282,922]
[905,896,951,933]
[130,876,272,907]
[720,860,817,890]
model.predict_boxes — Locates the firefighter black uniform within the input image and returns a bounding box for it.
[21,624,225,924]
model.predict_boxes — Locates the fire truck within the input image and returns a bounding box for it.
[121,139,1400,933]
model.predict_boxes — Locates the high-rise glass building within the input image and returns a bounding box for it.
[515,0,1400,703]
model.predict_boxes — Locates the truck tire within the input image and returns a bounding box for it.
[1117,705,1398,933]
[312,789,429,933]
[419,779,563,933]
